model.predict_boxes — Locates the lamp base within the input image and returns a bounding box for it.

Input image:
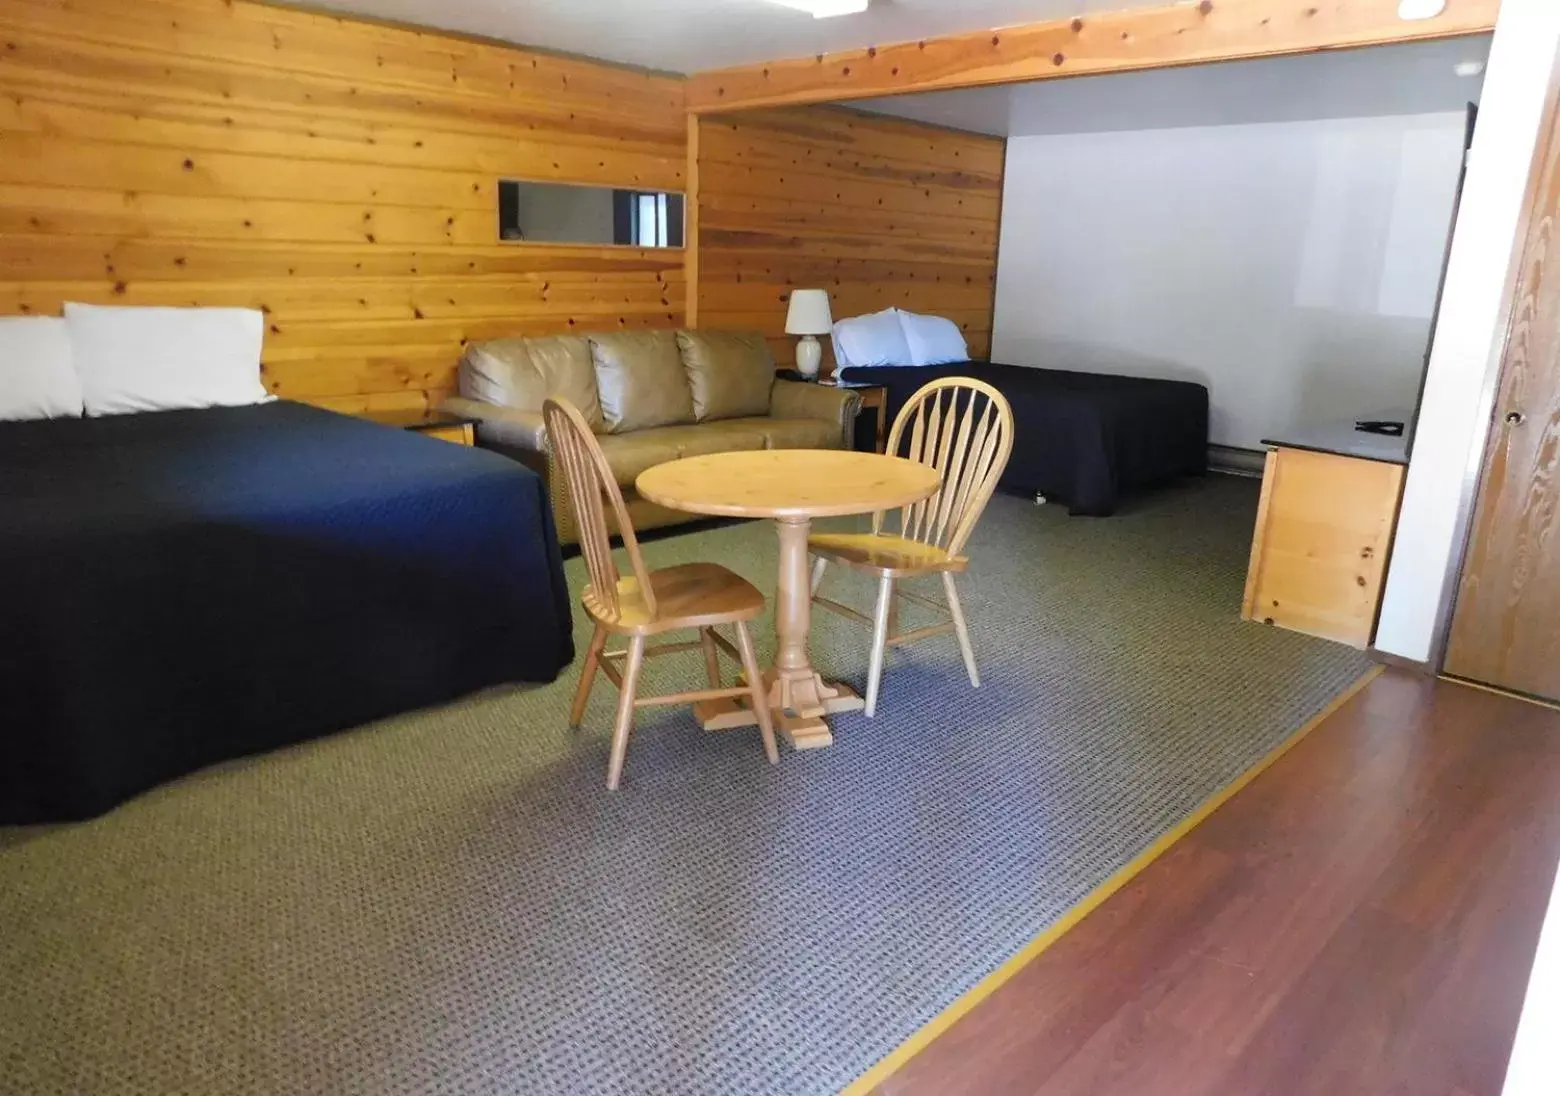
[795,335,822,379]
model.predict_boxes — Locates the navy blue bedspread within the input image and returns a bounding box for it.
[839,361,1209,515]
[0,401,574,824]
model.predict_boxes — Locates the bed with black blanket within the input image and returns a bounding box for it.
[0,400,574,824]
[839,361,1208,515]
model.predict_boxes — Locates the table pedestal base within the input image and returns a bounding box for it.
[693,668,865,749]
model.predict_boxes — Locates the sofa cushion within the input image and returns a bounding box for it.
[589,331,694,434]
[723,416,843,451]
[676,330,776,423]
[461,335,602,430]
[597,422,768,486]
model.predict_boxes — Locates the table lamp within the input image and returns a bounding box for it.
[785,288,833,379]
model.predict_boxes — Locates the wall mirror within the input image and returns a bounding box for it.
[498,180,685,248]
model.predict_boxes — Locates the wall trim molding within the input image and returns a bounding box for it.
[686,0,1499,114]
[1369,647,1435,675]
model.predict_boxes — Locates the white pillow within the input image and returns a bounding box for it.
[0,316,84,421]
[831,308,914,369]
[65,303,269,416]
[898,311,970,366]
[831,330,854,370]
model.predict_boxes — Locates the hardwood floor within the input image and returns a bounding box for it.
[874,671,1560,1096]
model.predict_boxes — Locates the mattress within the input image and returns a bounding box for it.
[0,401,574,823]
[838,361,1209,515]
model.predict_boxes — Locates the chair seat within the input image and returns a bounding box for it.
[583,562,766,635]
[808,532,967,576]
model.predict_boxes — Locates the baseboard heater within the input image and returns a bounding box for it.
[1209,444,1266,477]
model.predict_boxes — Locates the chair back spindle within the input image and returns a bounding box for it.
[878,378,1014,556]
[543,398,657,622]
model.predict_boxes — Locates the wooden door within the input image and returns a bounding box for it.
[1445,49,1560,699]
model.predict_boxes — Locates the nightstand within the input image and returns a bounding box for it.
[362,408,477,446]
[825,380,888,454]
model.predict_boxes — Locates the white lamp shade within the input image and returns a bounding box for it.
[785,289,833,336]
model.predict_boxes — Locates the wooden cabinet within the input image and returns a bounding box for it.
[838,383,888,453]
[361,409,475,446]
[419,423,476,446]
[1242,446,1406,649]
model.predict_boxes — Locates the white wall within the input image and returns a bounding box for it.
[1503,855,1560,1096]
[1376,0,1560,664]
[991,112,1468,450]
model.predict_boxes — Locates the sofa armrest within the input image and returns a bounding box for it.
[441,396,550,453]
[769,380,862,448]
[441,396,588,545]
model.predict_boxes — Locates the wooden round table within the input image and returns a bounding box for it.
[637,449,940,749]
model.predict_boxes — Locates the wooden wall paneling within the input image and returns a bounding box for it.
[695,107,1004,369]
[697,107,1005,181]
[0,80,685,187]
[0,238,681,282]
[685,0,1501,112]
[0,0,688,411]
[697,190,1000,248]
[2,0,686,139]
[686,112,702,327]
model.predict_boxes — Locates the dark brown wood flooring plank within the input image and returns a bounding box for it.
[876,671,1560,1096]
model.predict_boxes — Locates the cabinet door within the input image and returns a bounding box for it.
[1242,448,1404,649]
[421,424,474,445]
[1445,55,1560,700]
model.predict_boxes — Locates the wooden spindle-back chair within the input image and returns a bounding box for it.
[543,398,778,789]
[808,377,1014,716]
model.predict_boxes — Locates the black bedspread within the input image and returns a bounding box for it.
[840,361,1208,515]
[0,401,574,824]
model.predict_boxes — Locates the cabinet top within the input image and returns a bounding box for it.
[1263,414,1410,466]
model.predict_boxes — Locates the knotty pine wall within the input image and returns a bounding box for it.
[694,107,1004,370]
[0,0,686,412]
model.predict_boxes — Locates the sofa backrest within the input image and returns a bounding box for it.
[458,328,779,434]
[676,330,776,423]
[588,330,693,434]
[460,334,603,431]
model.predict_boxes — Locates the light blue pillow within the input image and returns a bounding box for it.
[898,311,970,366]
[832,329,854,370]
[831,308,913,369]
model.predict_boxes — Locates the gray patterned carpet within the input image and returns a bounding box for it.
[0,475,1369,1096]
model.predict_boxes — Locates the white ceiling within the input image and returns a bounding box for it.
[299,0,1160,74]
[853,35,1493,136]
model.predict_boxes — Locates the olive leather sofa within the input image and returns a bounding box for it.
[443,330,861,545]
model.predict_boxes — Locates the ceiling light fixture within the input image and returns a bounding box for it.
[1454,60,1486,78]
[761,0,870,18]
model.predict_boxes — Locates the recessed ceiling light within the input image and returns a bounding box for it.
[1454,60,1486,78]
[761,0,870,17]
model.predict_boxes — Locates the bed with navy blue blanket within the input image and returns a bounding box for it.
[839,361,1209,515]
[0,400,574,824]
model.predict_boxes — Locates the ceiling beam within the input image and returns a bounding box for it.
[686,0,1500,113]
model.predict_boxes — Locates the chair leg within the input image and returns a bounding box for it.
[570,623,608,731]
[810,555,829,596]
[606,634,645,791]
[699,626,722,688]
[865,573,895,718]
[733,620,779,765]
[943,571,980,688]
